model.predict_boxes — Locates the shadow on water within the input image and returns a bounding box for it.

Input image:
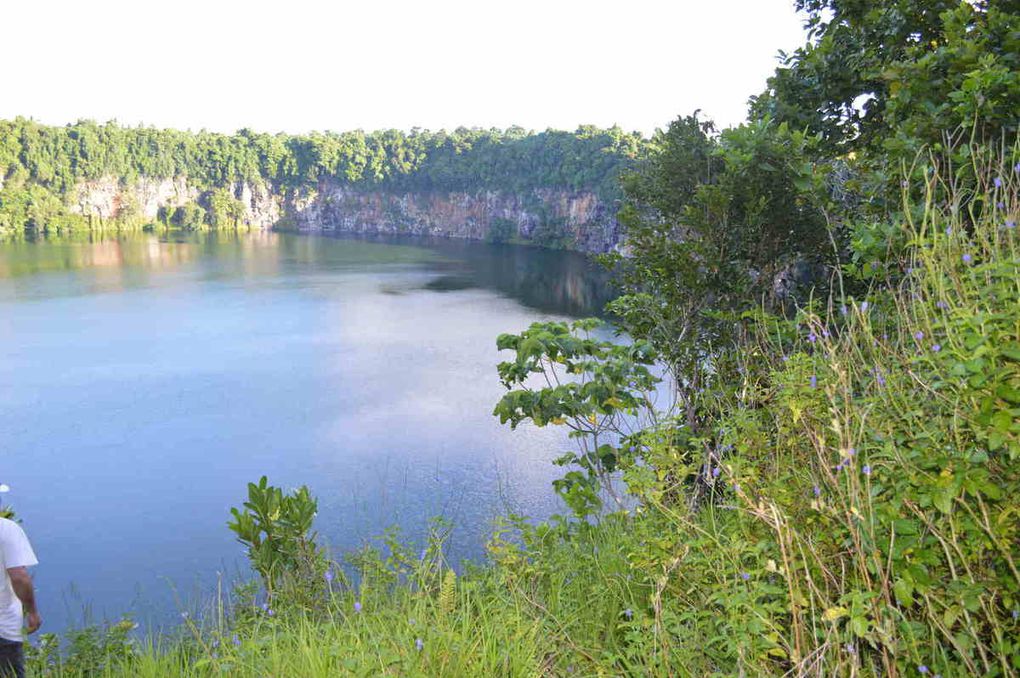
[338,234,618,317]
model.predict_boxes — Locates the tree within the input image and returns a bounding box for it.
[752,0,961,153]
[207,188,246,229]
[606,114,828,376]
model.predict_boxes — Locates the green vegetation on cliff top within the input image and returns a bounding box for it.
[0,120,644,236]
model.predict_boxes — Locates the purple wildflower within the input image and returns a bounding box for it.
[822,329,830,338]
[906,266,913,274]
[808,332,817,343]
[861,301,869,312]
[267,608,275,617]
[1006,220,1016,229]
[997,201,1005,210]
[845,643,855,654]
[863,465,872,476]
[623,608,634,620]
[733,483,741,492]
[872,368,886,387]
[260,602,269,613]
[420,548,428,562]
[993,177,1003,188]
[936,300,947,309]
[945,226,952,236]
[1012,609,1018,620]
[325,568,334,584]
[914,331,924,341]
[810,374,817,389]
[354,601,362,613]
[813,485,821,497]
[232,635,241,647]
[932,343,942,352]
[840,304,848,316]
[1015,162,1020,173]
[415,638,424,652]
[712,466,721,478]
[836,463,844,472]
[962,253,972,264]
[901,180,909,188]
[919,667,929,675]
[740,572,751,581]
[870,261,879,271]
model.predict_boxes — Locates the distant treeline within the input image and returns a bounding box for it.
[0,118,645,234]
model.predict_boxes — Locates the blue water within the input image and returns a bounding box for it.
[0,231,615,633]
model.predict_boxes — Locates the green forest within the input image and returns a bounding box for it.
[15,0,1020,676]
[0,119,643,236]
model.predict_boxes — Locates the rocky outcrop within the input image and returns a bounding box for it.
[74,177,198,221]
[285,183,620,252]
[236,181,281,230]
[70,176,621,253]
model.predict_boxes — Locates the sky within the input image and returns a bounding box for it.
[3,0,808,136]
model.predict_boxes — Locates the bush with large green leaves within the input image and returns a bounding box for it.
[493,319,659,517]
[227,476,326,600]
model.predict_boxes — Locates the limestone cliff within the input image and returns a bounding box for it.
[71,177,621,253]
[284,182,620,252]
[75,177,199,222]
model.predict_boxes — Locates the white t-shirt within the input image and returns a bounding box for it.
[0,518,38,642]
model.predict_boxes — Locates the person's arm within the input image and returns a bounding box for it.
[7,567,40,634]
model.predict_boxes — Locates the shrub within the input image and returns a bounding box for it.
[227,476,326,600]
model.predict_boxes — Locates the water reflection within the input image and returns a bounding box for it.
[0,231,617,316]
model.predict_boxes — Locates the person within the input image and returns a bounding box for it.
[0,517,39,678]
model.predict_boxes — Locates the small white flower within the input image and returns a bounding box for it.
[0,485,10,493]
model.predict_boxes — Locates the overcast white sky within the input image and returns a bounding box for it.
[3,0,807,136]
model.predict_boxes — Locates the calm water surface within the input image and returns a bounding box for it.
[0,231,615,632]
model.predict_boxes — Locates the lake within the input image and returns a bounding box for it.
[0,231,616,633]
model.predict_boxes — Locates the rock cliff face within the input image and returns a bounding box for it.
[285,182,620,252]
[75,177,199,221]
[72,177,621,252]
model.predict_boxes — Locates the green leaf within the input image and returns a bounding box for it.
[934,489,954,514]
[894,578,914,605]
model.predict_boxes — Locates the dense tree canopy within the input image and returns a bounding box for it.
[753,0,1019,157]
[0,119,643,195]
